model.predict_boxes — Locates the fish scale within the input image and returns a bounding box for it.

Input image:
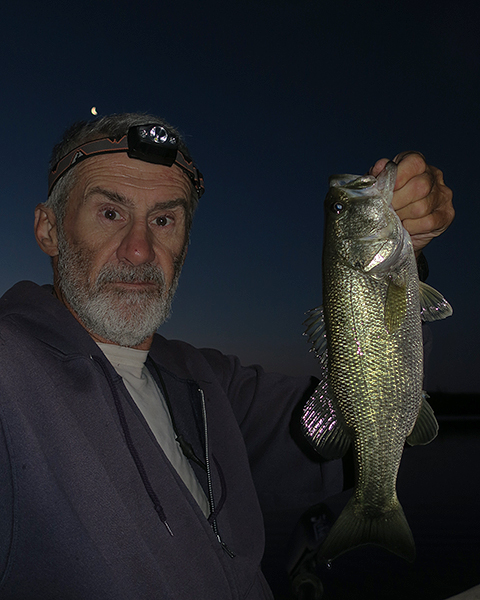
[302,161,452,562]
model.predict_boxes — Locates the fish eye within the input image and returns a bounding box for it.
[331,202,344,214]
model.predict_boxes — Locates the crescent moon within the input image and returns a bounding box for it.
[91,107,98,116]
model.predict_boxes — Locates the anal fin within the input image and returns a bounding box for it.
[406,393,439,446]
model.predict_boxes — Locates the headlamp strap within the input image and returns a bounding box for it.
[48,127,204,198]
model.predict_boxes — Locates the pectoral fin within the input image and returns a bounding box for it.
[301,379,351,459]
[385,279,407,334]
[419,282,453,322]
[406,393,439,446]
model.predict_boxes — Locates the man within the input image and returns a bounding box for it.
[0,113,454,599]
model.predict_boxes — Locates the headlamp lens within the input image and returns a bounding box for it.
[139,125,173,145]
[127,124,178,165]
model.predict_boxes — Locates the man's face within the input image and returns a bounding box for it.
[50,153,191,349]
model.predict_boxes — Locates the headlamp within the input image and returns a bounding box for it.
[48,123,205,198]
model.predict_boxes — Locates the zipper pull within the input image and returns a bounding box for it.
[176,434,207,471]
[217,535,235,558]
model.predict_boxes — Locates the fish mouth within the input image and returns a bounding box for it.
[329,173,377,189]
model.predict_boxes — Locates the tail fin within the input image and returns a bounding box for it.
[318,496,416,563]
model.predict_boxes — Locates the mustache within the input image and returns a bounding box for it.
[94,263,166,288]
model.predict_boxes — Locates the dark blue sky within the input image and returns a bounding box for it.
[2,0,479,393]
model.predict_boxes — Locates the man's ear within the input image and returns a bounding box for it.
[34,204,59,257]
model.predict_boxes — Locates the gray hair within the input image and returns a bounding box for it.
[46,112,199,233]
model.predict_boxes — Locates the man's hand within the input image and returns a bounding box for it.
[370,152,454,255]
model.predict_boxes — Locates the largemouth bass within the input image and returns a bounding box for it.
[302,161,452,562]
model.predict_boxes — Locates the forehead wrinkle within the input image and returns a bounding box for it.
[84,186,134,207]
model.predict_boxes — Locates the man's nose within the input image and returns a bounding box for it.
[116,221,155,266]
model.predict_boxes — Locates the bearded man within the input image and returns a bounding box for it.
[0,113,454,599]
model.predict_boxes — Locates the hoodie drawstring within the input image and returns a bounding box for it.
[91,355,173,536]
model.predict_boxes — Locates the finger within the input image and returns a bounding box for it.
[400,183,454,253]
[392,152,428,190]
[403,211,448,238]
[391,171,435,212]
[393,150,426,164]
[368,158,389,177]
[403,210,454,254]
[369,152,427,186]
[398,174,452,228]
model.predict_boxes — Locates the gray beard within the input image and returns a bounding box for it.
[56,230,183,347]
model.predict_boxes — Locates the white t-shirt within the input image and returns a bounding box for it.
[98,342,210,517]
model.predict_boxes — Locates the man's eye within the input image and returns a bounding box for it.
[103,209,120,220]
[154,215,172,227]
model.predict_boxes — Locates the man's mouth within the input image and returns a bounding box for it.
[107,280,159,291]
[115,279,156,285]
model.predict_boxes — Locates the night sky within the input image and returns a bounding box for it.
[2,0,479,393]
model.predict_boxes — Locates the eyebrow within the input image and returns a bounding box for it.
[85,186,188,214]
